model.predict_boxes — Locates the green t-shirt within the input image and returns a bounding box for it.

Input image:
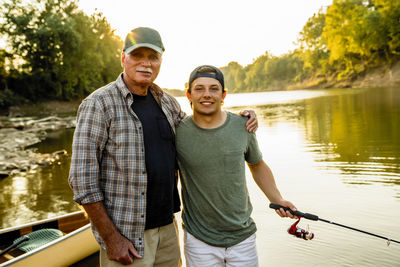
[176,112,263,247]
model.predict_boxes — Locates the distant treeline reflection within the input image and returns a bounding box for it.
[242,87,400,190]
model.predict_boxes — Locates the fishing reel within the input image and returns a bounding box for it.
[288,217,314,240]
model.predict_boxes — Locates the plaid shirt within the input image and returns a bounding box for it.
[68,74,185,256]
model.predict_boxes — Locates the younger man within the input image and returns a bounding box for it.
[176,65,296,267]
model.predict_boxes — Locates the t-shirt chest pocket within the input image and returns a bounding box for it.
[224,150,244,174]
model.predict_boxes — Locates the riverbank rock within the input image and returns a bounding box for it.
[0,149,68,177]
[0,116,75,178]
[0,115,76,131]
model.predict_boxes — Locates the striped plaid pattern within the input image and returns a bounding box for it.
[68,74,185,257]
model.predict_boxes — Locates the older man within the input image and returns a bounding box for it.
[69,27,183,266]
[69,28,257,267]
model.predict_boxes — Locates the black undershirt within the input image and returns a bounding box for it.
[131,92,177,229]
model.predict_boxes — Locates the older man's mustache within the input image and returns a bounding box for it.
[137,68,153,74]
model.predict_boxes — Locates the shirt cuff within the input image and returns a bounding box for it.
[73,192,104,205]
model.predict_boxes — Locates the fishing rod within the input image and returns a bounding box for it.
[269,203,400,245]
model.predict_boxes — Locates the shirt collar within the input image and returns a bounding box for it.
[116,73,164,102]
[116,74,132,99]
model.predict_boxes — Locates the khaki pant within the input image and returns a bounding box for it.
[100,219,181,267]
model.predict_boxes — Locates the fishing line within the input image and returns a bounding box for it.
[270,203,400,245]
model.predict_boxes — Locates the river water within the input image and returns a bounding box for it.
[0,86,399,266]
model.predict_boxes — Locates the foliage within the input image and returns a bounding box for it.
[220,61,246,93]
[296,10,330,77]
[0,0,122,107]
[302,0,400,79]
[1,0,399,104]
[221,51,304,92]
[0,49,7,91]
[222,0,400,92]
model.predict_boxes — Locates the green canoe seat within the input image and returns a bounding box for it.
[13,228,63,252]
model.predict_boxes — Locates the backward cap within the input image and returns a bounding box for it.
[123,27,165,54]
[188,65,225,90]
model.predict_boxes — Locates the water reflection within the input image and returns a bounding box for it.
[301,87,400,191]
[0,129,77,228]
[0,87,399,266]
[226,86,400,198]
[2,87,396,228]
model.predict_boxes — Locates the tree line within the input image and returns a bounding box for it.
[1,0,399,107]
[222,0,400,93]
[0,0,122,108]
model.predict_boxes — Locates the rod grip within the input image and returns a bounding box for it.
[269,203,319,221]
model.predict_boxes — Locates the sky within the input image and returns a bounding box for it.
[78,0,333,90]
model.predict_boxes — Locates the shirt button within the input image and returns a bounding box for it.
[141,191,145,195]
[141,214,144,218]
[142,171,146,174]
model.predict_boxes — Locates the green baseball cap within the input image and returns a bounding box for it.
[123,27,165,54]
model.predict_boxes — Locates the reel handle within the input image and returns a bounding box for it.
[269,203,319,221]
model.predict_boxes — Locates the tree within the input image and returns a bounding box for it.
[321,0,400,78]
[0,49,7,91]
[244,52,272,91]
[264,53,303,83]
[322,0,367,77]
[373,0,400,60]
[297,9,330,76]
[219,0,400,92]
[0,0,122,106]
[221,62,246,93]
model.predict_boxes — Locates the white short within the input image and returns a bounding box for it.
[184,231,258,267]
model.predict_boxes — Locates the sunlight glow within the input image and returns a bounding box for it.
[78,0,333,89]
[10,176,28,194]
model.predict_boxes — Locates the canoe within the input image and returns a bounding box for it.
[0,210,100,266]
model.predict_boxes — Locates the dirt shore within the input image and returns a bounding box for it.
[4,99,82,118]
[289,62,400,90]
